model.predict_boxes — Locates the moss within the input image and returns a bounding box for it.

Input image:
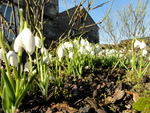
[133,97,150,112]
[142,107,150,113]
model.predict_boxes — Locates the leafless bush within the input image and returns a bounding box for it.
[99,0,150,45]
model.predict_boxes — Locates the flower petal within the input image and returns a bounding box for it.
[7,51,18,67]
[21,28,35,55]
[35,36,42,48]
[14,33,23,52]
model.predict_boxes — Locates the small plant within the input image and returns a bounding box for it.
[130,38,149,77]
[0,18,36,113]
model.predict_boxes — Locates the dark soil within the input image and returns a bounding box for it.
[3,66,150,113]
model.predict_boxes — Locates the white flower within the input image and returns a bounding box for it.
[95,45,100,54]
[80,38,89,46]
[24,62,30,72]
[43,56,49,64]
[33,59,37,64]
[140,41,146,49]
[14,33,23,52]
[34,36,42,48]
[69,51,74,59]
[142,49,147,56]
[57,46,65,61]
[134,40,141,48]
[73,39,78,45]
[90,51,95,56]
[134,40,146,49]
[85,44,93,53]
[6,51,18,67]
[79,46,84,54]
[14,28,35,55]
[32,69,37,75]
[0,49,4,61]
[41,47,48,56]
[49,54,52,59]
[63,42,73,50]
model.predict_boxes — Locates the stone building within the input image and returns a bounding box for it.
[58,6,99,43]
[0,0,99,45]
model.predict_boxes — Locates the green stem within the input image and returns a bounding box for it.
[29,55,33,74]
[131,38,135,72]
[0,31,14,91]
[13,66,19,98]
[19,9,24,32]
[139,51,143,77]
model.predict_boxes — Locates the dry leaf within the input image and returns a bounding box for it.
[113,88,125,100]
[51,103,78,113]
[133,93,139,102]
[125,91,140,102]
[105,96,116,104]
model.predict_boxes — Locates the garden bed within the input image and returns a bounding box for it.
[10,66,149,113]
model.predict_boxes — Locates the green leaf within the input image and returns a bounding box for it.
[15,75,35,108]
[1,67,15,104]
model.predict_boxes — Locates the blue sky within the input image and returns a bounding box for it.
[59,0,145,23]
[59,0,149,43]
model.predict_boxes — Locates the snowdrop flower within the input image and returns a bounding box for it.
[73,39,78,45]
[142,49,147,56]
[95,45,100,54]
[0,49,4,61]
[14,33,22,52]
[86,44,94,53]
[6,51,18,67]
[140,41,146,49]
[80,38,89,46]
[34,36,42,48]
[79,46,84,54]
[32,69,37,75]
[24,62,30,72]
[90,51,95,56]
[14,28,35,55]
[41,47,48,56]
[33,59,37,64]
[49,54,52,59]
[63,42,73,50]
[134,40,141,48]
[57,46,65,61]
[43,56,49,64]
[69,51,74,59]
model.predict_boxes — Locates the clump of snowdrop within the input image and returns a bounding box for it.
[63,41,73,50]
[134,39,148,56]
[56,38,101,77]
[0,20,38,112]
[130,39,149,77]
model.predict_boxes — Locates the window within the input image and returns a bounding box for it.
[0,3,19,41]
